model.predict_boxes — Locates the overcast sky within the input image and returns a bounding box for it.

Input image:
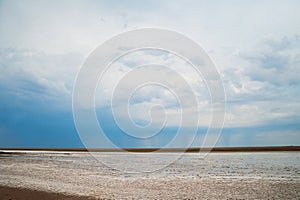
[0,0,299,148]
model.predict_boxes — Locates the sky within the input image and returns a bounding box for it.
[0,0,299,148]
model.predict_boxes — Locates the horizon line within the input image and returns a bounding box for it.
[1,146,300,152]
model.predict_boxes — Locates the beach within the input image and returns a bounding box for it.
[0,186,89,200]
[0,151,299,199]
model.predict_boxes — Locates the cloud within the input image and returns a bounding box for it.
[0,48,83,110]
[240,35,300,85]
[94,49,212,128]
[218,35,300,127]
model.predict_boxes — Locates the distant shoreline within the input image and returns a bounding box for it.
[1,146,300,153]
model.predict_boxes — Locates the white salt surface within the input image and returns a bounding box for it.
[0,151,299,199]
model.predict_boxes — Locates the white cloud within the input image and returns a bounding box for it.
[0,48,83,109]
[94,49,213,128]
[219,35,300,127]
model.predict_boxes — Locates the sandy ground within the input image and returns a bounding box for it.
[0,151,299,199]
[0,186,91,200]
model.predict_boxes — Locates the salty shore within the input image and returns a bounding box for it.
[0,150,299,199]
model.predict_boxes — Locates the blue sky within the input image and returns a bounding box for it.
[0,0,300,148]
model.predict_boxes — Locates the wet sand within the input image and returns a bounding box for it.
[0,186,90,200]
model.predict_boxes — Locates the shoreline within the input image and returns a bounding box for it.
[0,186,92,200]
